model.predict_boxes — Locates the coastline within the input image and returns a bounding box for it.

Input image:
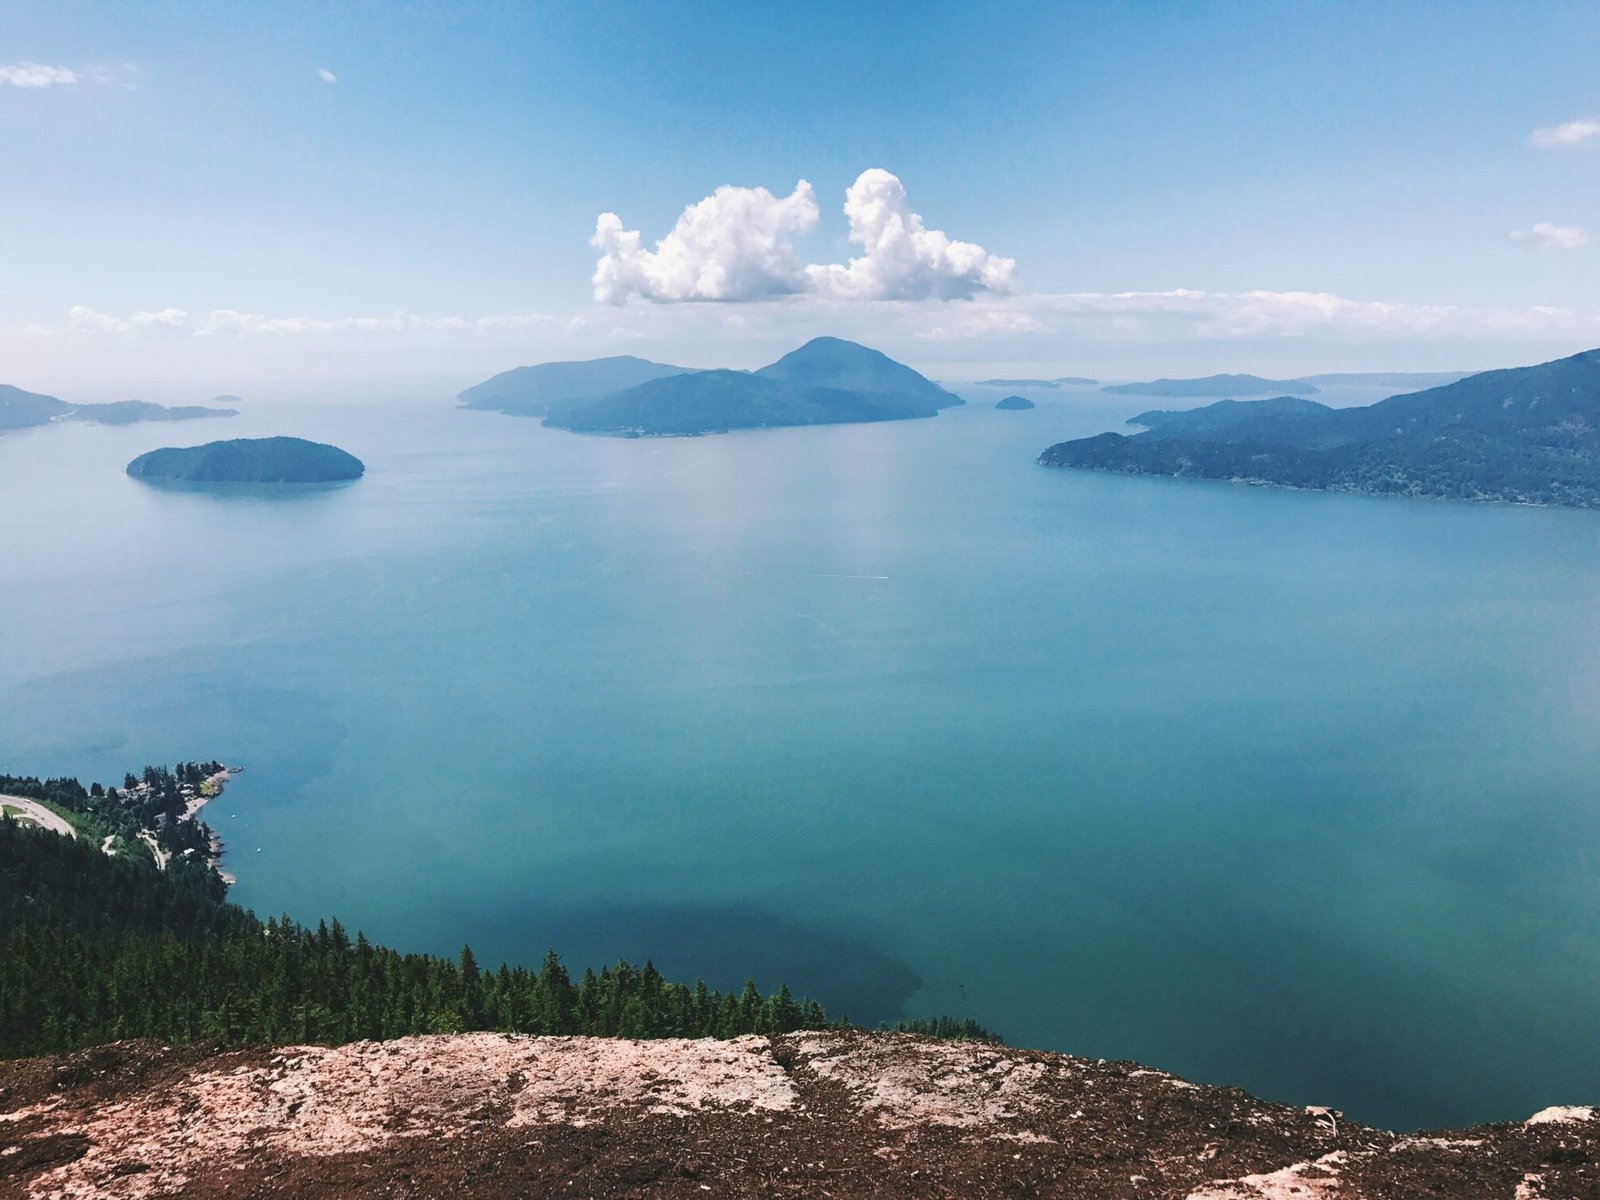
[113,762,241,884]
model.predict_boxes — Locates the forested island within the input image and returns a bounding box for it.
[995,395,1035,411]
[1,764,995,1058]
[127,436,365,483]
[0,383,236,431]
[1041,348,1600,508]
[458,355,692,416]
[460,337,961,436]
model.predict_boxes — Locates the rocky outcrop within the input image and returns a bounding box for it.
[1,1032,1593,1198]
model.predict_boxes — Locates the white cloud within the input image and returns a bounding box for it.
[1510,221,1590,250]
[318,67,338,84]
[592,169,1013,304]
[1530,117,1600,148]
[65,306,563,338]
[592,180,821,303]
[804,169,1016,300]
[0,62,80,88]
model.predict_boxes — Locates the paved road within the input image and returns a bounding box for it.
[0,794,77,838]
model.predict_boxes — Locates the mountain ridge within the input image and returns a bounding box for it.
[1041,349,1600,507]
[5,1032,1592,1199]
[535,337,961,436]
[1,384,236,431]
[458,355,693,416]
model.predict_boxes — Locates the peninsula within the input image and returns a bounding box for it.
[2,759,235,881]
[127,436,365,483]
[1040,348,1600,507]
[0,384,237,432]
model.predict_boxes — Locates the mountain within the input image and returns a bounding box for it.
[995,395,1035,410]
[975,376,1097,388]
[0,384,236,431]
[754,336,961,412]
[457,356,692,416]
[9,1032,1594,1199]
[71,399,239,425]
[542,337,960,436]
[1295,371,1474,389]
[127,437,365,483]
[1040,349,1600,507]
[1102,373,1320,398]
[1129,395,1333,440]
[0,384,72,429]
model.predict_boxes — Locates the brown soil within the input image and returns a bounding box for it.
[0,1031,1594,1199]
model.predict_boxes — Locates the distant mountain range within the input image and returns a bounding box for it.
[1293,371,1474,389]
[971,376,1098,389]
[462,338,961,436]
[1099,370,1473,399]
[0,384,237,432]
[127,437,364,484]
[1102,374,1320,398]
[1040,349,1600,507]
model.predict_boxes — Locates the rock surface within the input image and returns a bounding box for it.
[0,1032,1593,1198]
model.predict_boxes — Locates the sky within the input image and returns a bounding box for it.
[3,0,1599,399]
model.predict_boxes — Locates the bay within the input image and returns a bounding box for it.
[3,385,1599,1130]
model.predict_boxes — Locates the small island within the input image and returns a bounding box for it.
[127,436,365,483]
[995,395,1035,411]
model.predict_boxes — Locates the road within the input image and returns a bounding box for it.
[0,794,78,839]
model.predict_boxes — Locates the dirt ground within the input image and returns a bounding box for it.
[1,1031,1594,1199]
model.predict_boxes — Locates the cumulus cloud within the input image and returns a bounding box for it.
[804,169,1016,300]
[317,67,338,84]
[592,169,1013,304]
[591,181,821,303]
[1530,117,1600,148]
[0,62,80,88]
[1510,221,1590,250]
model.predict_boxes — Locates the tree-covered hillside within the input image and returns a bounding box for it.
[1042,349,1600,507]
[1,802,998,1058]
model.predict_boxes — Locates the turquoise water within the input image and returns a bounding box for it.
[4,390,1599,1130]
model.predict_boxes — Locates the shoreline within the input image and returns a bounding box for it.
[114,763,241,884]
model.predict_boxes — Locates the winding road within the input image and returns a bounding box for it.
[0,794,77,838]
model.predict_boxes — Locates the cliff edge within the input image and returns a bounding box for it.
[1,1031,1593,1198]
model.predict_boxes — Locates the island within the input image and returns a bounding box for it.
[1102,373,1319,398]
[974,376,1097,388]
[457,355,693,416]
[127,436,364,483]
[1,383,237,432]
[1040,348,1600,507]
[995,395,1035,410]
[467,337,962,436]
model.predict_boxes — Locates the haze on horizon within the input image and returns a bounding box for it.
[2,0,1598,401]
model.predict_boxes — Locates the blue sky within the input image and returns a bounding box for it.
[3,1,1599,396]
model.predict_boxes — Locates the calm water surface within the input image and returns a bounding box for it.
[3,386,1599,1130]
